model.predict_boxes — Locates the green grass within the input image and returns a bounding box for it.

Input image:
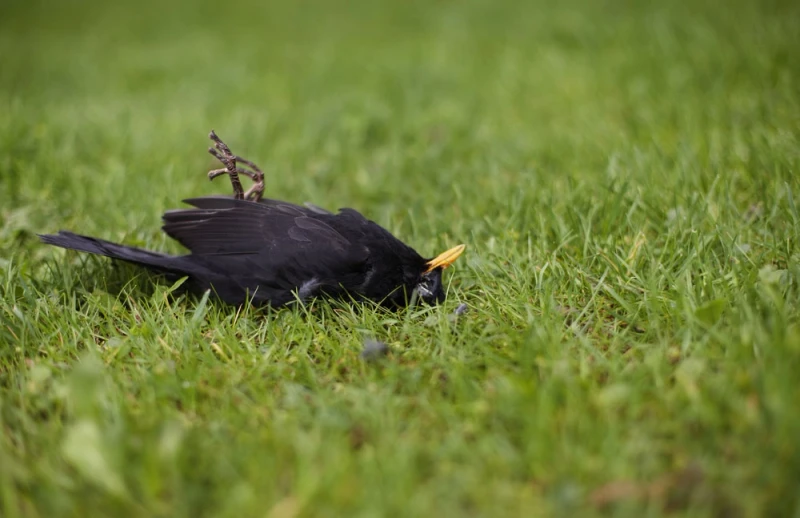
[1,0,799,515]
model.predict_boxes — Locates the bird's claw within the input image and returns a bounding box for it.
[207,130,265,202]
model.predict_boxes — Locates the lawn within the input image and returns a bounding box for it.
[1,0,799,516]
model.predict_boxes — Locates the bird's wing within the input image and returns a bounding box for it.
[161,197,369,292]
[162,197,349,256]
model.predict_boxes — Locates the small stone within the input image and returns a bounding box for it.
[360,339,389,361]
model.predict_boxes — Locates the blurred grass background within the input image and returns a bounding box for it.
[1,0,799,516]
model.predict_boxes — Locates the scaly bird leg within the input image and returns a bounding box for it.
[207,131,243,199]
[206,130,265,201]
[233,155,265,201]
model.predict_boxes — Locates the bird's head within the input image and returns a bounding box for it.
[415,244,466,305]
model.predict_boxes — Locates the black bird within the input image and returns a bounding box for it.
[39,132,465,308]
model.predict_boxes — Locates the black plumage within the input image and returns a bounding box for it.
[40,195,465,308]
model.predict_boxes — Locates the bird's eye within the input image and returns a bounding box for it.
[416,280,433,298]
[415,270,444,305]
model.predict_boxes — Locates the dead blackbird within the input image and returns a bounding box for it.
[39,131,465,308]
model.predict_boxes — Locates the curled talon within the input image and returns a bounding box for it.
[206,130,265,201]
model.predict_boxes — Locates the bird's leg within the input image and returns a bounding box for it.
[207,131,265,202]
[233,156,265,201]
[208,131,244,200]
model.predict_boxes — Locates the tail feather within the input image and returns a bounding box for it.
[38,231,180,273]
[39,231,277,306]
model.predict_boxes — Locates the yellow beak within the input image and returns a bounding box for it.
[424,244,466,273]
